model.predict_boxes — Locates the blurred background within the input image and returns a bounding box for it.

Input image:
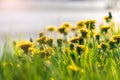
[0,0,120,54]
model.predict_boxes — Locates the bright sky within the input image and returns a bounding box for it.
[0,0,22,9]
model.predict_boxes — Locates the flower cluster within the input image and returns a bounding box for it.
[6,12,120,80]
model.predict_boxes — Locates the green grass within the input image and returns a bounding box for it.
[1,37,120,80]
[1,13,120,80]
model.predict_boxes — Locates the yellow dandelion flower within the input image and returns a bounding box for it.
[104,16,111,22]
[16,40,34,53]
[57,27,68,34]
[111,35,120,44]
[46,25,56,31]
[104,12,112,22]
[40,47,55,59]
[85,20,96,30]
[68,64,80,71]
[29,47,40,55]
[100,25,110,33]
[47,47,55,56]
[69,36,84,44]
[99,42,108,51]
[76,20,85,29]
[69,36,79,43]
[80,29,89,38]
[45,38,54,46]
[50,77,55,80]
[70,26,77,31]
[36,36,46,44]
[61,22,72,28]
[90,30,96,38]
[109,38,116,49]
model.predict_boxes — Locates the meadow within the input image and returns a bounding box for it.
[0,12,120,80]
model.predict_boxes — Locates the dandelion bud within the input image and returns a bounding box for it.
[108,12,112,19]
[13,40,16,45]
[29,37,33,42]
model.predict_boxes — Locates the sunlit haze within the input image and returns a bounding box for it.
[0,0,22,10]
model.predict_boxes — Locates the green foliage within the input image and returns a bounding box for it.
[1,12,120,80]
